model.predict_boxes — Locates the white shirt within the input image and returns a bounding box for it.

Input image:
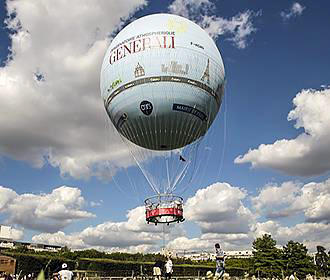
[215,247,225,267]
[58,270,73,280]
[165,259,173,273]
[215,247,224,258]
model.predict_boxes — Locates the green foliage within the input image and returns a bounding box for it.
[4,251,75,276]
[12,245,30,254]
[315,245,329,277]
[252,234,284,278]
[226,258,253,273]
[283,240,315,279]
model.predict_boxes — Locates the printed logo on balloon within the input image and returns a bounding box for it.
[140,101,153,115]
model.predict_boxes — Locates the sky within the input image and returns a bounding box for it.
[0,0,330,253]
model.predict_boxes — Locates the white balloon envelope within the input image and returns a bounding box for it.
[101,13,225,151]
[100,13,225,224]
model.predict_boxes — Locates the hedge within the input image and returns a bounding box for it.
[3,252,248,277]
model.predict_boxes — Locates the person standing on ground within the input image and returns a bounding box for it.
[58,263,73,280]
[165,257,173,280]
[215,243,225,279]
[153,260,162,280]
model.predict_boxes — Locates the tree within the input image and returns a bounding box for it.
[283,240,314,279]
[252,234,283,278]
[315,246,329,277]
[58,246,76,260]
[13,244,29,253]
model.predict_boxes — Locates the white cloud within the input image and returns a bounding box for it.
[168,219,330,252]
[202,232,252,249]
[0,185,94,232]
[167,236,213,251]
[185,182,255,234]
[90,200,103,207]
[281,2,306,20]
[172,180,330,252]
[32,205,183,251]
[30,179,330,252]
[80,222,156,248]
[201,10,261,49]
[32,183,256,251]
[0,186,17,211]
[168,0,213,18]
[252,179,330,223]
[32,228,158,252]
[167,233,253,252]
[169,0,261,49]
[33,227,182,252]
[235,88,330,176]
[296,181,330,223]
[10,227,24,240]
[0,0,147,180]
[251,181,302,218]
[32,231,85,249]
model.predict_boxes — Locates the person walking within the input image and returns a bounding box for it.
[165,257,173,280]
[215,243,225,279]
[58,263,73,280]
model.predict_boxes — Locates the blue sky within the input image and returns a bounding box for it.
[0,0,330,253]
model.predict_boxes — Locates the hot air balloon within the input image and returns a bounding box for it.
[100,13,225,225]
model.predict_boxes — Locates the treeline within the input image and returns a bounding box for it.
[4,246,193,264]
[250,234,329,279]
[1,234,329,278]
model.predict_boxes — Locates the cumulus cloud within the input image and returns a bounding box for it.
[0,185,94,232]
[30,179,330,251]
[32,183,256,251]
[295,181,330,223]
[32,205,183,251]
[185,182,255,234]
[169,0,261,49]
[251,181,302,219]
[0,0,147,180]
[167,236,213,252]
[167,220,330,252]
[252,179,330,224]
[33,227,157,252]
[0,187,17,211]
[171,180,330,251]
[167,233,253,252]
[281,2,306,20]
[235,88,330,176]
[32,231,85,249]
[201,232,252,249]
[10,227,24,240]
[32,228,158,252]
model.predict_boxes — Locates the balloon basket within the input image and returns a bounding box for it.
[145,194,185,225]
